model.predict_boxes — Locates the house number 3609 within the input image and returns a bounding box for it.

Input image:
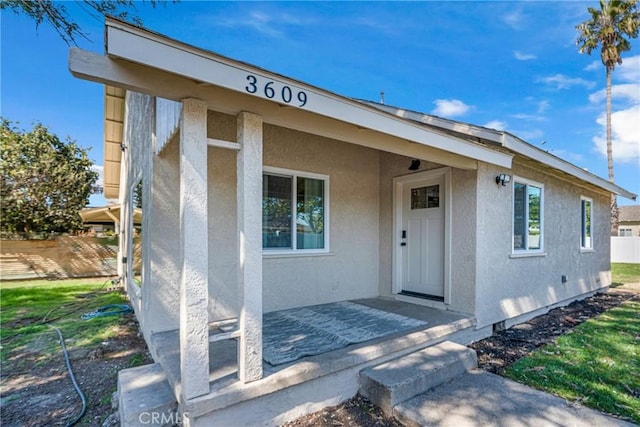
[245,75,307,107]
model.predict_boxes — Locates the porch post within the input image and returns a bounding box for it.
[179,98,210,399]
[237,111,263,383]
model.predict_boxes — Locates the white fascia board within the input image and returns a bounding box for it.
[360,101,505,143]
[502,133,637,200]
[104,19,512,169]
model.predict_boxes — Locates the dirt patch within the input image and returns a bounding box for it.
[1,289,637,426]
[1,316,152,427]
[282,394,403,427]
[470,288,638,374]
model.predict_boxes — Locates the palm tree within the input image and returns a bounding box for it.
[576,0,639,234]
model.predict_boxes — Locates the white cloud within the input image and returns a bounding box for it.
[484,120,507,131]
[431,99,471,117]
[583,56,640,80]
[549,149,586,165]
[91,165,104,185]
[513,128,544,141]
[588,83,640,104]
[502,9,525,30]
[215,10,313,38]
[584,61,600,72]
[538,74,596,90]
[514,51,536,61]
[537,100,550,114]
[617,55,640,83]
[511,113,546,121]
[593,105,640,163]
[587,56,640,164]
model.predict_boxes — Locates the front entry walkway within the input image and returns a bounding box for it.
[395,370,636,427]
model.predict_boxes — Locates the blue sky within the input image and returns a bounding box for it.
[2,1,639,206]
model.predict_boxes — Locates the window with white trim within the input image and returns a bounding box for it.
[262,167,328,252]
[513,178,543,252]
[581,197,593,249]
[619,228,633,237]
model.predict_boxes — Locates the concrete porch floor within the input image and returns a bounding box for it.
[132,298,491,425]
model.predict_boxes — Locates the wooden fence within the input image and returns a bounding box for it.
[0,236,122,281]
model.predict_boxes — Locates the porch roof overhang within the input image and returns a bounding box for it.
[80,204,142,225]
[70,18,513,196]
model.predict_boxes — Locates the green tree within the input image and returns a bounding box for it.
[0,0,172,45]
[0,119,99,235]
[576,0,639,233]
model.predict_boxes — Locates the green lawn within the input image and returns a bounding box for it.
[505,300,640,423]
[0,278,129,361]
[612,263,640,286]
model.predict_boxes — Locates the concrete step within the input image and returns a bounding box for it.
[118,363,179,427]
[359,340,477,415]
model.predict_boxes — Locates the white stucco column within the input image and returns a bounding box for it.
[237,111,263,383]
[179,98,210,399]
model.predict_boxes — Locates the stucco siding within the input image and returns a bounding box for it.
[206,112,381,319]
[122,92,155,331]
[207,144,239,321]
[147,134,182,333]
[475,162,611,328]
[449,168,477,314]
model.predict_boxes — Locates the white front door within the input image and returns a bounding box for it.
[395,171,447,299]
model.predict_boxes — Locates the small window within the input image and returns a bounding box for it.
[411,185,439,209]
[581,197,593,249]
[513,178,543,252]
[619,228,633,237]
[263,167,328,253]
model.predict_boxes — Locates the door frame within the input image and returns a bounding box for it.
[392,167,452,304]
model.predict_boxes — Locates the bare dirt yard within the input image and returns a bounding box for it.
[1,299,152,427]
[1,287,637,426]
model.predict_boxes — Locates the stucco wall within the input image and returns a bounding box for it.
[206,111,381,319]
[449,168,477,314]
[474,161,611,328]
[147,134,182,333]
[122,92,155,329]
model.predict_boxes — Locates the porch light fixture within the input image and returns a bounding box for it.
[495,174,511,186]
[408,159,421,171]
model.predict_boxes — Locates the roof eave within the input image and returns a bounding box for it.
[501,133,637,200]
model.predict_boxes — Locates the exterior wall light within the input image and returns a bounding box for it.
[496,174,511,186]
[408,159,421,171]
